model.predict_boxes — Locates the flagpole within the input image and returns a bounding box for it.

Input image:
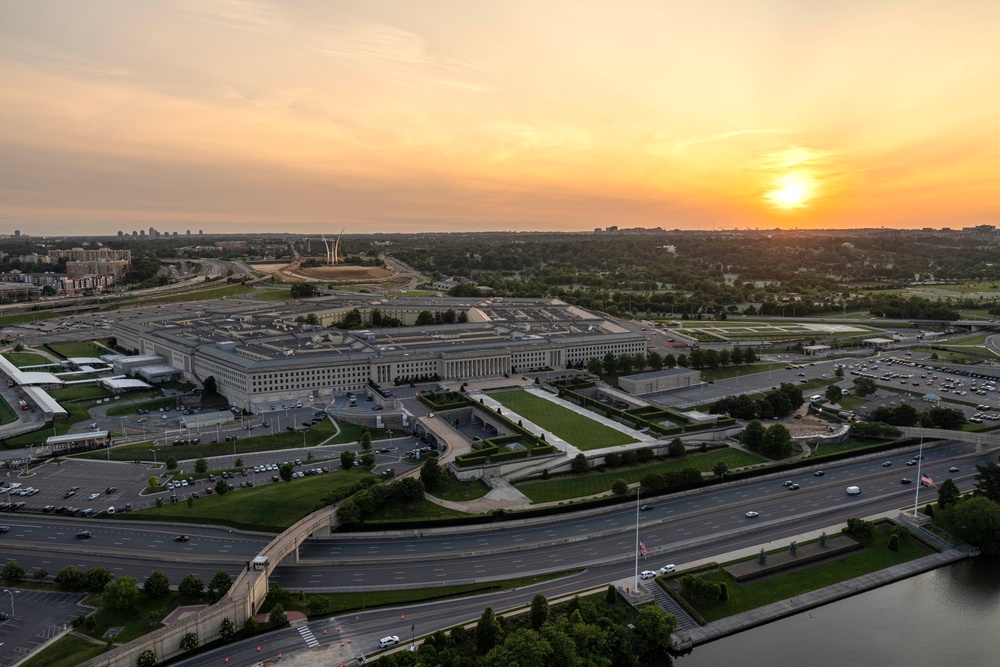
[634,488,640,592]
[913,437,923,517]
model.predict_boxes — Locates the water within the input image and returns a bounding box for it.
[675,556,1000,666]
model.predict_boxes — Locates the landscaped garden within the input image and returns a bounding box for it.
[491,389,639,450]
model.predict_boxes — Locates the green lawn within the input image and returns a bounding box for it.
[48,386,111,401]
[0,398,16,425]
[252,288,293,301]
[701,362,788,381]
[426,475,491,502]
[47,340,111,358]
[516,448,764,503]
[491,390,638,450]
[128,468,374,532]
[0,310,63,326]
[105,396,174,416]
[367,496,475,523]
[2,351,55,368]
[677,524,932,622]
[139,284,253,304]
[18,634,106,667]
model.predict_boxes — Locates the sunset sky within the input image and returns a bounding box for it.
[2,0,999,235]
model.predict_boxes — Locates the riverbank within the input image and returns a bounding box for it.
[671,540,972,651]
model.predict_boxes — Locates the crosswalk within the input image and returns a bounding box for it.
[298,625,320,648]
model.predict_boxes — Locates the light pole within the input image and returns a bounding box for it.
[2,589,17,618]
[149,448,156,466]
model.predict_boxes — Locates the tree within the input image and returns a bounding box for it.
[529,593,549,630]
[973,462,1000,503]
[483,628,551,667]
[475,606,503,654]
[359,430,372,451]
[219,617,236,641]
[85,566,113,593]
[853,377,877,397]
[234,457,243,468]
[208,570,233,599]
[55,566,85,590]
[103,576,141,611]
[143,571,170,598]
[215,479,230,496]
[2,560,24,583]
[136,649,156,667]
[194,458,208,474]
[633,605,677,663]
[763,423,795,459]
[949,496,1000,554]
[202,375,218,395]
[741,420,766,452]
[921,406,966,430]
[340,450,356,470]
[420,457,445,491]
[148,476,159,488]
[938,478,961,510]
[268,603,288,627]
[586,357,603,375]
[845,518,876,544]
[360,451,375,467]
[570,453,589,473]
[179,574,205,597]
[835,366,845,378]
[825,384,843,405]
[712,461,729,478]
[179,632,198,652]
[668,437,686,458]
[166,456,178,470]
[647,350,663,371]
[611,478,628,495]
[279,463,294,483]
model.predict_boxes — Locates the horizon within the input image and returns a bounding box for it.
[2,1,999,235]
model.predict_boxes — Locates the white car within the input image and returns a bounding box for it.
[640,570,656,580]
[659,564,676,574]
[87,493,100,500]
[379,635,400,648]
[745,511,759,518]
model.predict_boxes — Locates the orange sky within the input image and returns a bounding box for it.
[2,1,999,235]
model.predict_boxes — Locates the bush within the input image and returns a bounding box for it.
[887,533,900,552]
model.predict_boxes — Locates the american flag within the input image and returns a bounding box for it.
[639,538,647,559]
[921,475,936,487]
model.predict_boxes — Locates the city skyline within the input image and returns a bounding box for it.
[2,0,999,235]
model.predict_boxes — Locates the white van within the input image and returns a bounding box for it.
[846,486,861,495]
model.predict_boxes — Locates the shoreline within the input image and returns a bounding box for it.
[670,544,971,651]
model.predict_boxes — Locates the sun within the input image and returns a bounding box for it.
[766,173,814,210]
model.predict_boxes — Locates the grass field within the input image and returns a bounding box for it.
[138,284,253,305]
[0,310,63,326]
[48,386,112,401]
[4,401,94,447]
[0,397,17,425]
[129,467,374,531]
[425,475,491,502]
[368,496,475,522]
[491,390,638,451]
[2,351,55,368]
[252,288,293,301]
[515,448,764,503]
[18,634,106,667]
[677,524,931,622]
[47,340,110,358]
[104,396,174,416]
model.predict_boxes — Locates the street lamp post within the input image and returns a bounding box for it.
[149,448,156,466]
[2,589,18,618]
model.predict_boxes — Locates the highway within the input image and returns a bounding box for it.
[1,440,989,591]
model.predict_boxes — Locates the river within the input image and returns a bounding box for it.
[675,555,1000,666]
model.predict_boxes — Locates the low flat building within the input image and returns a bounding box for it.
[618,367,700,395]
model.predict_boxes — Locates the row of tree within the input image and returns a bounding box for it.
[709,383,805,421]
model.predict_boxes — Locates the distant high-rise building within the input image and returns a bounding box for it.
[186,230,191,235]
[199,230,203,235]
[140,230,146,237]
[13,230,20,238]
[132,231,138,237]
[118,231,124,238]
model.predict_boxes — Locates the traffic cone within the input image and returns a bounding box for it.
[224,659,229,663]
[341,640,345,646]
[347,638,352,644]
[278,653,282,659]
[401,614,405,620]
[337,625,341,631]
[323,628,327,634]
[257,645,261,651]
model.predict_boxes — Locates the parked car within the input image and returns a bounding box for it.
[640,570,656,579]
[658,564,676,574]
[379,635,400,648]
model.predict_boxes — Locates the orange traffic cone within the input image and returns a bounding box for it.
[341,640,344,646]
[257,646,261,652]
[347,638,352,644]
[323,628,327,634]
[224,659,229,663]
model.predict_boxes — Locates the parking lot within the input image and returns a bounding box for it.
[0,590,91,667]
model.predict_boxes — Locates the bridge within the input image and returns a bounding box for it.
[898,426,1000,453]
